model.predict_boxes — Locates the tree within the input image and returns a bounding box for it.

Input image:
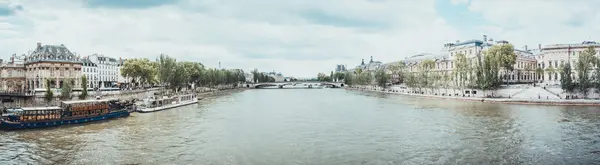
[60,78,74,100]
[535,67,544,83]
[44,79,53,105]
[419,60,435,93]
[454,53,469,90]
[344,72,353,85]
[387,62,406,84]
[79,76,88,100]
[121,58,157,88]
[545,66,556,83]
[374,69,389,88]
[181,61,204,87]
[561,63,575,95]
[158,54,177,88]
[576,46,597,97]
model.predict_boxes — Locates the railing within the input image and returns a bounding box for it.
[0,91,35,96]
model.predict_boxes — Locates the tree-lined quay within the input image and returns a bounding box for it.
[338,43,600,101]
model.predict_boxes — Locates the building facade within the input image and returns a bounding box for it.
[88,54,119,89]
[537,41,600,85]
[81,57,98,89]
[25,43,82,91]
[0,57,26,92]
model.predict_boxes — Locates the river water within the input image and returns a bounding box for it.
[1,89,600,165]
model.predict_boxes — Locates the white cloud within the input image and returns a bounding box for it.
[466,0,600,49]
[0,0,461,77]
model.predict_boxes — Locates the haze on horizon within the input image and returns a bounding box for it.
[1,0,599,78]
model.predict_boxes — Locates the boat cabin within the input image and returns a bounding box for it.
[60,98,122,117]
[3,107,63,122]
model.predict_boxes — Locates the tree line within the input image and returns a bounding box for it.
[120,54,247,91]
[342,44,519,94]
[559,46,600,98]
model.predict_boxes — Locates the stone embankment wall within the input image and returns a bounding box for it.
[346,85,600,106]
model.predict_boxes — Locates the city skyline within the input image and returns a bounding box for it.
[1,0,599,77]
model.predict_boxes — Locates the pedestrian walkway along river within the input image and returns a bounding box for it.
[1,89,599,164]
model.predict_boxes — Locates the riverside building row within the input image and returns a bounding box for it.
[0,42,131,93]
[347,35,600,86]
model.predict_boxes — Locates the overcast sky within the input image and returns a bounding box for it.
[1,0,599,78]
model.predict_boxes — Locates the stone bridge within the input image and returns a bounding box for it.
[250,82,345,88]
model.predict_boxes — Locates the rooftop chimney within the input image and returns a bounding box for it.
[36,42,41,49]
[524,45,528,51]
[538,44,541,50]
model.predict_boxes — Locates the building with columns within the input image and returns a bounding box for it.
[25,42,83,92]
[536,41,600,85]
[0,57,26,92]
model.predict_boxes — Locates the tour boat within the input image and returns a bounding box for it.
[0,98,135,130]
[137,94,198,113]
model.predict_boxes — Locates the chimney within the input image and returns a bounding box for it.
[538,44,541,50]
[36,42,41,49]
[524,45,528,51]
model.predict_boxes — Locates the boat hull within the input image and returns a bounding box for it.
[0,111,130,130]
[138,100,198,113]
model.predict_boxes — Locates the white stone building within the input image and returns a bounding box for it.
[536,41,600,85]
[116,58,131,89]
[81,57,98,89]
[87,54,119,89]
[25,43,83,92]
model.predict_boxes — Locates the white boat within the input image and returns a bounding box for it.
[137,94,198,113]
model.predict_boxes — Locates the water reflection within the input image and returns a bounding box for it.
[1,89,599,164]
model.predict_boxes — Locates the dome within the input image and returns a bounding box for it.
[26,43,81,64]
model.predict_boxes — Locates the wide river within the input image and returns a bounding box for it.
[1,89,600,164]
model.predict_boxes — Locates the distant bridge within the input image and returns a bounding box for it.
[250,82,345,89]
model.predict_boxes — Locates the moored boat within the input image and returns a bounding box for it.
[0,98,135,130]
[137,94,198,113]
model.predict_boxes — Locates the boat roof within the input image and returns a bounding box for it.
[20,107,62,111]
[61,98,119,104]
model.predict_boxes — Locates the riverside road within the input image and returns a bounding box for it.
[1,89,599,164]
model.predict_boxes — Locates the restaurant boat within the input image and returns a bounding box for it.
[137,94,198,113]
[0,98,135,130]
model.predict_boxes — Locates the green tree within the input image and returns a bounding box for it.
[60,78,74,100]
[121,58,157,88]
[576,46,597,97]
[419,60,435,93]
[79,76,88,100]
[44,79,53,105]
[158,54,177,88]
[454,53,469,90]
[343,72,353,85]
[374,69,389,88]
[535,67,544,83]
[545,66,556,82]
[561,63,575,95]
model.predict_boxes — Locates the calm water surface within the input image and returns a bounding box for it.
[1,89,600,165]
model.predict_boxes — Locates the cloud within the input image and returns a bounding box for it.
[5,0,597,78]
[83,0,180,9]
[463,0,600,48]
[0,0,464,77]
[0,2,23,16]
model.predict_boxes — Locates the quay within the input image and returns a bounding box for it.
[347,86,600,106]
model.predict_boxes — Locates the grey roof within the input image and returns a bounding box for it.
[26,44,81,64]
[543,41,600,50]
[81,58,98,67]
[403,53,450,64]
